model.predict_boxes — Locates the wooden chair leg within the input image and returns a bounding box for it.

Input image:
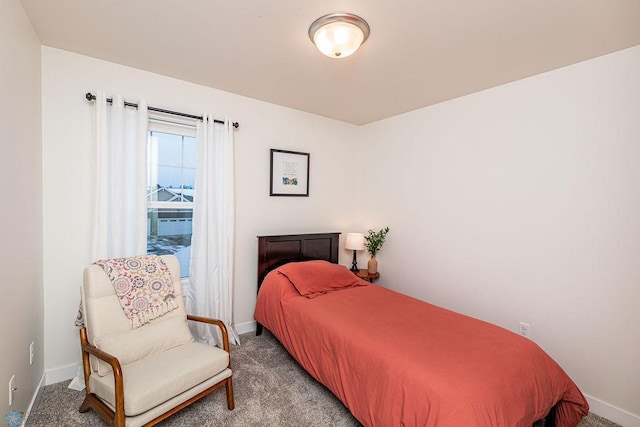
[226,377,235,410]
[79,396,92,413]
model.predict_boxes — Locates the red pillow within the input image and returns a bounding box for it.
[278,260,367,298]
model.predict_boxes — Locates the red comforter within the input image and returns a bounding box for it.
[254,268,589,427]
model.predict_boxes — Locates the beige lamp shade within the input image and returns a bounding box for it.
[345,233,365,251]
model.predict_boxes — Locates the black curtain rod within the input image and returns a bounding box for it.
[85,92,239,129]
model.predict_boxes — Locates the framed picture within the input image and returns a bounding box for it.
[270,149,310,197]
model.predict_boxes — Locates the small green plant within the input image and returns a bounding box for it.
[364,227,389,257]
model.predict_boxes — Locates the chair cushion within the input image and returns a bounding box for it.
[83,255,194,375]
[83,255,186,340]
[89,342,230,416]
[94,314,194,376]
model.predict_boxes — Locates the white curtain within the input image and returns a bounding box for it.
[91,91,148,260]
[69,91,149,391]
[188,114,239,346]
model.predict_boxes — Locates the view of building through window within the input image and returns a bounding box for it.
[147,128,196,277]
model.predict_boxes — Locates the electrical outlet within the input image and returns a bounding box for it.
[518,321,531,338]
[30,342,35,365]
[9,375,16,406]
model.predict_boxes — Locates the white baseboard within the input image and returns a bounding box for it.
[45,363,78,385]
[585,393,640,427]
[22,372,46,426]
[235,320,257,335]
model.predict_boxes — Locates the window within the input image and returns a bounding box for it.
[147,119,196,277]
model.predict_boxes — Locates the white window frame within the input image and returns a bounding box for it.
[147,117,197,210]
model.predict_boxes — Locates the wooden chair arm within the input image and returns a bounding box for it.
[187,315,231,354]
[79,327,125,425]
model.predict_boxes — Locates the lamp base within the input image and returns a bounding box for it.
[350,250,358,271]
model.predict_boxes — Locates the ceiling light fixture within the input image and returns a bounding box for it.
[309,13,370,59]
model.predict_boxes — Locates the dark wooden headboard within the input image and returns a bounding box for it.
[257,232,341,289]
[255,232,341,335]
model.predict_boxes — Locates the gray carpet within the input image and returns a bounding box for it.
[27,331,619,426]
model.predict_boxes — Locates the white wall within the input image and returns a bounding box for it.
[0,0,44,418]
[356,46,640,422]
[41,47,359,375]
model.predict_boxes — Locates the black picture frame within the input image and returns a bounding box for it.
[270,149,310,197]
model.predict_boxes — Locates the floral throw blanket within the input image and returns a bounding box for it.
[94,255,179,329]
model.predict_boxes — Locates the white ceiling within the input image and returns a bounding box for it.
[20,0,640,125]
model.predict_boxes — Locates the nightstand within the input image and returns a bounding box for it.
[354,269,380,283]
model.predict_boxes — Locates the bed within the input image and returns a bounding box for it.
[254,232,589,427]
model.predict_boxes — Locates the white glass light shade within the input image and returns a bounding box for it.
[309,13,370,59]
[345,233,365,251]
[313,21,364,58]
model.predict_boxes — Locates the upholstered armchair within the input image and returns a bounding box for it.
[78,255,234,426]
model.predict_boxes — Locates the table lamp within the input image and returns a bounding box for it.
[345,233,365,271]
